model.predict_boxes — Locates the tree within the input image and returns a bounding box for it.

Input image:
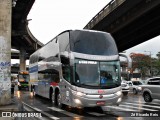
[156,52,160,60]
[154,52,160,75]
[130,53,151,78]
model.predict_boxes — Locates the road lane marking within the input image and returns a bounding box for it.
[23,102,59,120]
[122,102,160,110]
[102,106,137,111]
[47,107,63,112]
[132,101,160,106]
[87,112,106,116]
[120,104,157,111]
[48,107,83,117]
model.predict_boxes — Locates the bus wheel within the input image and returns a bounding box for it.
[18,86,21,91]
[31,85,33,92]
[32,86,36,96]
[49,89,55,104]
[57,92,63,108]
[27,87,29,91]
[51,92,55,104]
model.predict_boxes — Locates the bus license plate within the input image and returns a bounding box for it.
[96,101,105,105]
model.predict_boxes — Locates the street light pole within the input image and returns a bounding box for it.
[144,51,152,77]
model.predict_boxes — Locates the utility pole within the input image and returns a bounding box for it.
[0,0,12,105]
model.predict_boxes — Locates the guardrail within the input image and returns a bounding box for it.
[84,0,126,29]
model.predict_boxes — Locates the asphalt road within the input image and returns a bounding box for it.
[13,86,160,120]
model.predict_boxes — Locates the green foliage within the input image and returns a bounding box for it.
[129,52,160,77]
[156,52,160,60]
[130,53,151,78]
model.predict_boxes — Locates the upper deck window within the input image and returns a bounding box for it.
[70,30,118,56]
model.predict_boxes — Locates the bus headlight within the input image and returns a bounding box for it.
[74,99,82,104]
[115,91,122,96]
[72,90,86,97]
[76,92,86,96]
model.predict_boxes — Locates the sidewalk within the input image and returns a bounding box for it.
[0,86,23,120]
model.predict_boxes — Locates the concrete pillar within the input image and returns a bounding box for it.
[19,48,26,71]
[0,0,12,105]
[122,66,126,72]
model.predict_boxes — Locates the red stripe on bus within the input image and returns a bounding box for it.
[50,82,58,86]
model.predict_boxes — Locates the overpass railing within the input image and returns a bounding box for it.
[84,0,126,29]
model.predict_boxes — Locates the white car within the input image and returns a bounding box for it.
[121,80,130,95]
[127,80,143,94]
[142,77,160,102]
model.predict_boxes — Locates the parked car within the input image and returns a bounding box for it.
[121,80,130,95]
[142,77,160,102]
[127,80,143,94]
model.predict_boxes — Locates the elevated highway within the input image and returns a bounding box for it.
[12,0,43,55]
[11,64,29,74]
[84,0,160,52]
[11,0,44,71]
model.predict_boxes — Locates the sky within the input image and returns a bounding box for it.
[27,0,111,43]
[12,0,160,64]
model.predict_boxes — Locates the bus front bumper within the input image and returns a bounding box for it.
[71,91,122,107]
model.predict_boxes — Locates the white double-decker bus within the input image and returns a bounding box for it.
[29,30,122,108]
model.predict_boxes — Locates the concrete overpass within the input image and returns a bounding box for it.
[84,0,160,52]
[12,0,43,54]
[11,0,44,70]
[11,50,29,59]
[11,64,29,74]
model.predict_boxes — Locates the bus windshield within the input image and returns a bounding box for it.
[19,74,29,82]
[74,59,121,89]
[70,30,118,56]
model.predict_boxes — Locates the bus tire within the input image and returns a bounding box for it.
[56,92,63,108]
[31,85,33,92]
[26,86,29,91]
[50,88,55,104]
[32,85,36,96]
[18,86,21,90]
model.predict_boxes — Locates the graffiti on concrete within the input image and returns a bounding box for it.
[0,61,10,70]
[0,0,12,105]
[0,36,11,99]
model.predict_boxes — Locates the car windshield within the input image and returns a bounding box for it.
[132,81,142,85]
[73,59,121,89]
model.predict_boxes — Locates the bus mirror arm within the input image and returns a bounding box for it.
[69,52,75,66]
[119,53,132,69]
